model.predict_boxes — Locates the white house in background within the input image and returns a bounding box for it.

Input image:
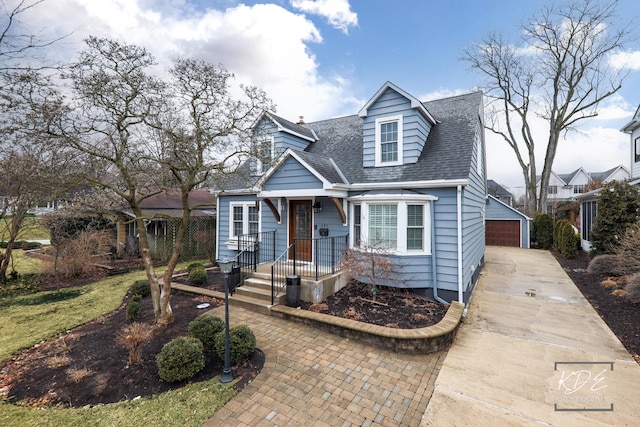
[577,105,640,252]
[539,165,630,216]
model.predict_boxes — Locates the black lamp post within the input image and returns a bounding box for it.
[217,258,234,383]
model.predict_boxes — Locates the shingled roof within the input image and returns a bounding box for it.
[218,90,483,191]
[303,91,483,184]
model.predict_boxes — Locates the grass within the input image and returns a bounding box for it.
[0,256,234,426]
[0,216,50,241]
[0,379,235,427]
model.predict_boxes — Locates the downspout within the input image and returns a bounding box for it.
[214,193,220,262]
[431,201,447,304]
[457,185,463,304]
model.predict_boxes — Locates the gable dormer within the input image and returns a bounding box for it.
[358,82,436,168]
[251,112,318,175]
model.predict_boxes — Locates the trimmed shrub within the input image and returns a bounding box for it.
[129,279,151,298]
[187,262,205,272]
[188,266,208,286]
[557,221,578,259]
[625,273,640,304]
[533,214,553,249]
[587,255,623,277]
[156,337,205,382]
[188,315,225,351]
[126,294,142,321]
[214,324,256,366]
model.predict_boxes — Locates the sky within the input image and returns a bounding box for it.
[9,0,640,196]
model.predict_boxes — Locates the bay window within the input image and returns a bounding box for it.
[350,193,434,255]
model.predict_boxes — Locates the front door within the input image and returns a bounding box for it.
[289,200,312,261]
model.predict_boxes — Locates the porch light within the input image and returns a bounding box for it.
[218,258,234,274]
[313,201,322,213]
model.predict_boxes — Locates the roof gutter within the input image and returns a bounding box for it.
[334,179,468,191]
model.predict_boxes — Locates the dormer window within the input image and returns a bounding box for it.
[256,137,274,174]
[375,115,403,166]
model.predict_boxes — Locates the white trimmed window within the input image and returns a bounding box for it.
[374,115,403,166]
[229,202,260,238]
[256,137,274,174]
[350,194,434,255]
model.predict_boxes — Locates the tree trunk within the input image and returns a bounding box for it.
[0,205,27,284]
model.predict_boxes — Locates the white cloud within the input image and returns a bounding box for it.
[290,0,358,34]
[610,50,640,70]
[19,0,356,121]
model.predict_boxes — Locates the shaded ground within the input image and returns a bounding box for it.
[552,249,640,363]
[0,273,264,408]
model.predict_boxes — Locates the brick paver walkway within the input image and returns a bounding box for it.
[204,305,446,427]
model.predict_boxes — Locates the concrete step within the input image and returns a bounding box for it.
[235,283,276,303]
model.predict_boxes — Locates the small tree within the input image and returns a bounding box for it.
[589,181,639,255]
[614,220,640,275]
[340,239,404,302]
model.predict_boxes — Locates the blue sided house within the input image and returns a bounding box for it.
[215,82,486,305]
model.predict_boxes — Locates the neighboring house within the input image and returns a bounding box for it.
[539,165,630,218]
[119,189,217,261]
[485,195,530,248]
[487,179,514,206]
[577,105,640,252]
[216,81,486,304]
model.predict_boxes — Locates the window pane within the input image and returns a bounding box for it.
[248,206,259,234]
[368,204,397,249]
[233,206,243,236]
[353,205,361,246]
[407,228,423,250]
[407,205,424,250]
[380,121,398,163]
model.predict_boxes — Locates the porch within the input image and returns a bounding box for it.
[228,230,350,308]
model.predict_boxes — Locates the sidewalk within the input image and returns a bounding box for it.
[421,247,640,426]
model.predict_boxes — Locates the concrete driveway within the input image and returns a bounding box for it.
[421,247,640,426]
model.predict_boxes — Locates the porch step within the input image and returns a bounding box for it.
[235,277,286,305]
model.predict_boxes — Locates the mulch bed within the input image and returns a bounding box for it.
[299,281,449,329]
[0,275,264,408]
[551,249,640,362]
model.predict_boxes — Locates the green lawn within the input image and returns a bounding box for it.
[0,216,51,241]
[0,257,234,426]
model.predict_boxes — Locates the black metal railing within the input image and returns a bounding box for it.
[292,235,349,280]
[271,244,292,304]
[230,230,276,289]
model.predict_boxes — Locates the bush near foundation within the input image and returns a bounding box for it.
[188,266,208,285]
[533,214,553,249]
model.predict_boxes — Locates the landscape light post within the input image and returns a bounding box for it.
[217,258,234,383]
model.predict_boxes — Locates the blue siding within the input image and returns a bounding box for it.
[217,194,260,261]
[362,88,432,167]
[263,157,323,191]
[459,118,487,301]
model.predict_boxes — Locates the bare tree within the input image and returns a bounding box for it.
[0,0,71,283]
[57,37,272,324]
[464,0,633,214]
[0,71,80,284]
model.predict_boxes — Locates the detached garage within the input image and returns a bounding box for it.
[485,195,531,248]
